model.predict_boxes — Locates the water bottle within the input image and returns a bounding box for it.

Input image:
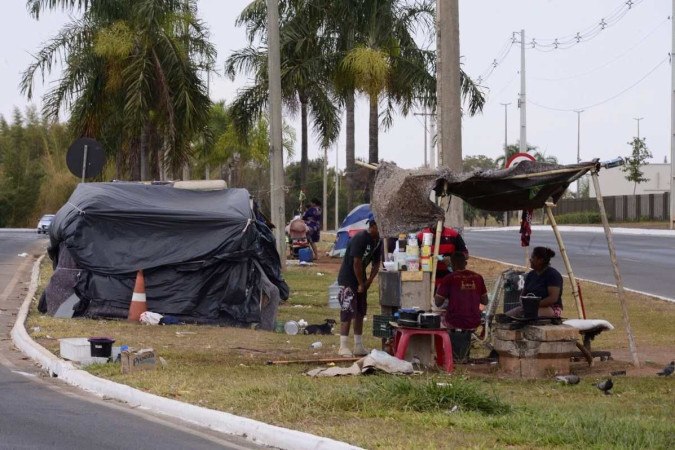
[309,341,322,349]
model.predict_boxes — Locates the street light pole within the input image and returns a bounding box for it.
[634,117,644,139]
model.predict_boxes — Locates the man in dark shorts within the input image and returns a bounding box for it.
[336,218,381,357]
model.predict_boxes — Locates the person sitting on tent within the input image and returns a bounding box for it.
[506,246,564,318]
[336,218,381,357]
[302,198,322,259]
[417,225,469,286]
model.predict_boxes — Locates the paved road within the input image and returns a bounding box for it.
[464,228,675,301]
[0,231,258,450]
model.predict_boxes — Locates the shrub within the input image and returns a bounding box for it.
[553,212,601,224]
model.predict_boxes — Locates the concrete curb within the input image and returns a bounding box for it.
[467,225,675,237]
[0,228,38,233]
[11,257,361,450]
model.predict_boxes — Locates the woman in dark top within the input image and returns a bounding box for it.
[302,198,322,259]
[507,246,564,318]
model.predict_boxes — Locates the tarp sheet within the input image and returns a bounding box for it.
[46,183,288,326]
[372,160,597,237]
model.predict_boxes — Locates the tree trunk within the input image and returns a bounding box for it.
[363,93,379,204]
[140,121,149,181]
[300,95,309,191]
[345,91,356,210]
[205,163,210,180]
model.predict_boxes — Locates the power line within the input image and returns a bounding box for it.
[528,55,669,112]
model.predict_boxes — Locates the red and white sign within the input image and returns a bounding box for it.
[506,152,536,168]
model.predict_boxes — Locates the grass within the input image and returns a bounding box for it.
[26,244,675,449]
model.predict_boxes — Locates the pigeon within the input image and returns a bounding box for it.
[596,378,613,395]
[657,361,674,377]
[555,374,580,385]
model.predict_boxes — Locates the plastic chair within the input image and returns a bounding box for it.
[393,326,454,373]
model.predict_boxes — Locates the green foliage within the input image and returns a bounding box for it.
[553,212,601,224]
[622,137,652,194]
[495,142,559,168]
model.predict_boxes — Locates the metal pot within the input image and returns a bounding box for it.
[419,313,441,329]
[520,294,542,319]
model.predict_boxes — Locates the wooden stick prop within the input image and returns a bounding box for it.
[266,357,360,365]
[429,219,443,307]
[544,203,584,319]
[591,170,640,367]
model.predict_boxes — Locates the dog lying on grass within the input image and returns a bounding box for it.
[303,319,336,335]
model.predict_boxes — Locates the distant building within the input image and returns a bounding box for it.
[589,163,671,197]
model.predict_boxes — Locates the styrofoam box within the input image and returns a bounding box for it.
[59,337,91,362]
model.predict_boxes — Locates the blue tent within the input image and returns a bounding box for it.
[329,204,372,257]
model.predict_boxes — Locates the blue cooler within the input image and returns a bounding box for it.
[298,247,313,263]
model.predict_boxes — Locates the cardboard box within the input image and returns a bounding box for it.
[120,348,158,374]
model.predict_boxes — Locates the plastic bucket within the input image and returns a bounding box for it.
[298,247,313,263]
[88,337,115,358]
[422,232,433,246]
[521,294,541,319]
[284,321,300,335]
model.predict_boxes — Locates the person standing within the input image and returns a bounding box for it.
[336,218,381,357]
[507,246,563,318]
[302,198,322,260]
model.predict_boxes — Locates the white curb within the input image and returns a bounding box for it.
[11,257,361,450]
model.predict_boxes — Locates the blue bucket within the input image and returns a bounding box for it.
[298,247,313,263]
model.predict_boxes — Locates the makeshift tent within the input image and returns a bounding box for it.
[42,182,289,328]
[329,204,371,257]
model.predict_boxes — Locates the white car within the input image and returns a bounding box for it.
[36,214,55,234]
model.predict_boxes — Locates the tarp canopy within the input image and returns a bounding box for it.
[329,204,371,257]
[372,160,598,237]
[46,182,288,326]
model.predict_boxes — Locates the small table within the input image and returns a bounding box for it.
[393,326,454,373]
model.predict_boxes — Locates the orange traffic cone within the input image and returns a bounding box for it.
[128,270,148,322]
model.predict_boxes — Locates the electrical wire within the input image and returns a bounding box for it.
[528,55,668,112]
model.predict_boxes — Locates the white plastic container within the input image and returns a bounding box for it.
[284,320,300,335]
[59,337,92,362]
[422,232,433,246]
[328,281,340,308]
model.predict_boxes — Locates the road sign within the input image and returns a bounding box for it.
[506,152,536,168]
[66,138,106,182]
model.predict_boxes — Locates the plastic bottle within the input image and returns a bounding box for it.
[309,341,322,349]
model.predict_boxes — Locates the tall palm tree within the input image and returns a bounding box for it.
[226,0,340,190]
[21,0,215,179]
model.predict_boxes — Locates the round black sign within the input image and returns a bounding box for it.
[66,137,106,180]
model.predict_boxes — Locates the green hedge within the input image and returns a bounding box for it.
[554,212,601,224]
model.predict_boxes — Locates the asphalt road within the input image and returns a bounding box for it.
[463,228,675,301]
[0,231,258,450]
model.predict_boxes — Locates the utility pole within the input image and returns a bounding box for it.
[414,109,435,167]
[671,0,675,229]
[429,108,437,169]
[575,110,584,196]
[501,102,510,226]
[633,117,644,139]
[437,0,464,229]
[519,29,527,153]
[267,0,286,264]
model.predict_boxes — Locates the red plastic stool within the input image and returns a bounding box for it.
[393,327,454,373]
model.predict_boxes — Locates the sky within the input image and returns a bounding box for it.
[1,0,671,172]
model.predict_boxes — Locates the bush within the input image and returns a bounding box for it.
[553,212,601,224]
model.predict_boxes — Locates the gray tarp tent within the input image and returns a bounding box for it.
[41,182,288,328]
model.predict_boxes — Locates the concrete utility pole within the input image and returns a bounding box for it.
[267,0,286,263]
[501,102,510,226]
[414,109,435,167]
[429,108,437,169]
[519,29,527,153]
[575,110,584,195]
[633,117,644,139]
[437,0,464,229]
[671,0,675,229]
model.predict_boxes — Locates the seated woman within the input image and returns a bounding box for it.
[302,198,322,259]
[507,246,563,318]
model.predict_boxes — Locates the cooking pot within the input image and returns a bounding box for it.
[520,294,541,319]
[419,313,441,329]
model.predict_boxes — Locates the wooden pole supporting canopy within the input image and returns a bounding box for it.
[544,203,585,320]
[590,171,640,367]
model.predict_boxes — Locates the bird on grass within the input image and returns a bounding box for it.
[657,361,674,377]
[555,374,580,385]
[596,378,613,395]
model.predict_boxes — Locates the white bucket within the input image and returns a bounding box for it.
[284,321,300,335]
[328,282,340,308]
[422,232,433,246]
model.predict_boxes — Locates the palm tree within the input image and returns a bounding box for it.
[21,0,215,180]
[226,0,340,190]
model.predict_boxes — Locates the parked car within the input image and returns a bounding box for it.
[36,214,55,234]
